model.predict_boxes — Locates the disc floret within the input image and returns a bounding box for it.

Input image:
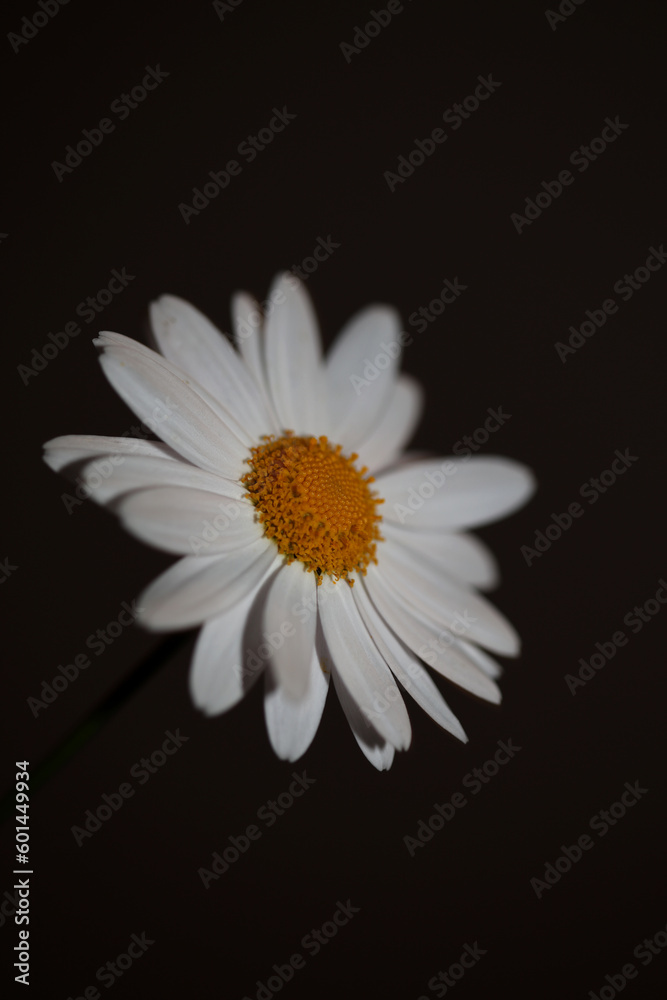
[242,433,384,583]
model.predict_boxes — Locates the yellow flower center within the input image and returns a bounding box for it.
[242,433,383,583]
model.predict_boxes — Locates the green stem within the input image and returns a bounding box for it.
[1,632,191,823]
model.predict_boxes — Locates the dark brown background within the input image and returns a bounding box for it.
[2,1,666,997]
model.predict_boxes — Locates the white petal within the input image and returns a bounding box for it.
[264,648,329,761]
[455,638,504,679]
[353,581,467,742]
[117,486,261,555]
[261,560,317,699]
[232,292,268,394]
[317,575,411,750]
[190,582,266,715]
[95,333,249,477]
[378,456,536,530]
[149,295,275,439]
[138,540,278,631]
[331,668,395,771]
[364,564,502,703]
[43,435,179,472]
[326,305,403,448]
[355,375,424,474]
[264,273,329,435]
[44,437,245,508]
[45,435,248,507]
[376,541,520,655]
[76,454,247,506]
[381,522,499,590]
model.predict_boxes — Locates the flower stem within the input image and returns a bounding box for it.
[1,632,191,822]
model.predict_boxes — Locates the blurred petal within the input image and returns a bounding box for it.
[381,522,499,590]
[190,583,267,715]
[332,668,395,771]
[378,456,536,530]
[355,374,424,475]
[264,649,329,761]
[117,486,260,555]
[327,304,403,448]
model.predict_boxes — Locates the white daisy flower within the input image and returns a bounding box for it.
[43,274,535,770]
